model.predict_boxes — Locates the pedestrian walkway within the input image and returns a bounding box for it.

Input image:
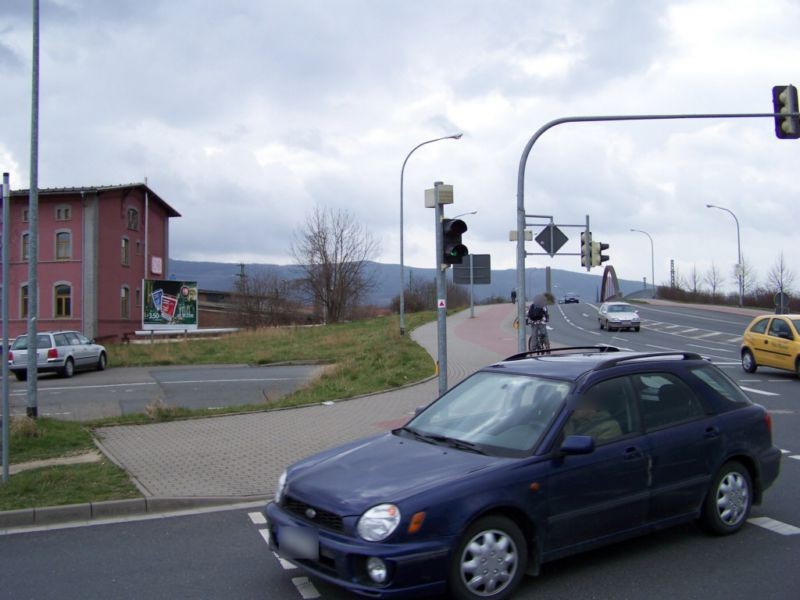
[95,305,517,498]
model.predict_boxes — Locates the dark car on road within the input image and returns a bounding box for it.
[563,292,579,304]
[264,348,781,599]
[8,331,107,380]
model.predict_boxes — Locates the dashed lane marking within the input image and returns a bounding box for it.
[790,455,800,461]
[696,332,723,339]
[748,517,800,536]
[727,337,742,343]
[739,386,780,396]
[292,577,322,599]
[249,511,266,525]
[781,449,791,454]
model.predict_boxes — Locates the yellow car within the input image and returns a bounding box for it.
[741,314,800,376]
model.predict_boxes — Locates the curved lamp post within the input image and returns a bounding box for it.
[399,133,462,335]
[630,228,655,297]
[706,204,743,307]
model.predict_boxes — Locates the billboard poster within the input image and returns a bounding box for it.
[143,280,198,330]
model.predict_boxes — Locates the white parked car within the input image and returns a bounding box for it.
[8,331,107,380]
[598,302,641,332]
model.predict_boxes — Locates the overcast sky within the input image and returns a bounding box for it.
[2,0,799,293]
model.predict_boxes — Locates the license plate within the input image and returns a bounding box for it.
[278,525,319,560]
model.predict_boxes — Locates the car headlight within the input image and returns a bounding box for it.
[275,470,287,504]
[357,504,401,542]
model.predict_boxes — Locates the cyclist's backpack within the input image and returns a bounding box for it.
[528,304,545,321]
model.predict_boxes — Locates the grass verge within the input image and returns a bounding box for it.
[0,461,140,511]
[9,418,96,464]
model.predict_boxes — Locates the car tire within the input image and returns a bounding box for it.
[795,357,800,379]
[634,327,641,332]
[448,515,527,600]
[61,357,75,378]
[97,352,107,371]
[599,320,604,330]
[741,349,757,373]
[700,461,752,536]
[14,371,27,382]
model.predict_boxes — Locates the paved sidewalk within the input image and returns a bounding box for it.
[95,305,517,498]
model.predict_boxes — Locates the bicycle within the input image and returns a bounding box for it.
[527,319,550,353]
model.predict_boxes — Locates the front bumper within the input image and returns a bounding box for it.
[264,501,452,598]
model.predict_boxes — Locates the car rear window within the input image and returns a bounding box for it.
[11,334,52,350]
[689,365,751,406]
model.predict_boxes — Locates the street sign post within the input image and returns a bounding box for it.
[535,225,568,257]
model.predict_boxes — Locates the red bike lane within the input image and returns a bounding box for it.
[452,303,519,359]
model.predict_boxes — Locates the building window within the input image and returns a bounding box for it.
[21,284,29,318]
[121,286,130,319]
[121,236,130,266]
[55,284,72,318]
[55,204,72,221]
[22,208,29,222]
[56,231,72,260]
[127,207,139,231]
[22,232,30,261]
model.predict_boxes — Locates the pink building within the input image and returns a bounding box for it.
[4,183,180,342]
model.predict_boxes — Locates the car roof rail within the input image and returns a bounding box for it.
[503,346,620,362]
[595,351,704,370]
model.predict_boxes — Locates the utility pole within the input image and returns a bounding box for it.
[433,182,448,395]
[2,173,10,482]
[26,0,40,418]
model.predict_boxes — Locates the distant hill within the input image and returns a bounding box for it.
[168,258,646,306]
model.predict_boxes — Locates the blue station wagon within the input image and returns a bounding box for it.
[264,348,781,599]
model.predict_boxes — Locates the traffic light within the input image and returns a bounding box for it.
[772,85,800,139]
[580,230,592,270]
[590,241,610,267]
[442,218,468,265]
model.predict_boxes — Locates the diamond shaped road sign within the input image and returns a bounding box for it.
[535,225,568,257]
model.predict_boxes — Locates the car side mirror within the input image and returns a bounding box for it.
[560,435,595,455]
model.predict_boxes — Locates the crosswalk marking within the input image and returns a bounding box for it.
[292,577,321,599]
[696,331,722,339]
[748,517,800,535]
[249,511,266,525]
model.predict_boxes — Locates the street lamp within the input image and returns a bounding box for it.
[706,204,743,307]
[399,133,462,335]
[630,229,655,298]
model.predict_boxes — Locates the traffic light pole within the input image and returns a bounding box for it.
[515,109,800,353]
[433,182,448,396]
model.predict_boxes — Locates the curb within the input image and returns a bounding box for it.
[0,495,270,531]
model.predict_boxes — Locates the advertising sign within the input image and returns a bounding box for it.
[143,280,198,330]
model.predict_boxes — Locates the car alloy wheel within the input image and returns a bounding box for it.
[450,516,526,600]
[62,358,75,378]
[741,350,757,373]
[701,461,752,535]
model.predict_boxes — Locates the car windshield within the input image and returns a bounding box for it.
[609,305,635,313]
[11,334,52,350]
[401,372,569,457]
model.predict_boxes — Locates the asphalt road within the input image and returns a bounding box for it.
[4,364,326,420]
[2,303,798,599]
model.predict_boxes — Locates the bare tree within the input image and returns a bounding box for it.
[234,265,296,328]
[689,264,700,294]
[703,262,722,298]
[292,205,379,323]
[766,252,796,295]
[733,256,758,297]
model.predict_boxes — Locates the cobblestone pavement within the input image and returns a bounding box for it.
[95,305,517,498]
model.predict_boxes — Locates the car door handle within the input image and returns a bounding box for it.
[704,426,720,439]
[623,447,643,460]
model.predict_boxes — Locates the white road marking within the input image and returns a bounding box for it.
[727,337,742,343]
[663,324,682,329]
[680,328,699,334]
[714,361,741,366]
[780,449,791,454]
[739,386,779,396]
[696,332,723,339]
[14,377,302,394]
[292,576,321,599]
[646,344,681,351]
[790,455,800,461]
[249,511,266,525]
[748,517,800,535]
[687,343,733,353]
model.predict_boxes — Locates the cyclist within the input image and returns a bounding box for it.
[526,301,550,352]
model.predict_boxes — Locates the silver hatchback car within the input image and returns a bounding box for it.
[8,331,107,381]
[598,302,641,332]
